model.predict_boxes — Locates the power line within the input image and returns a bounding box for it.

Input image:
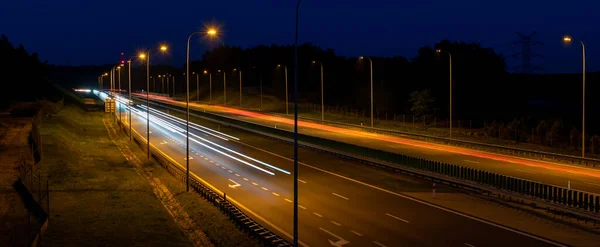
[509,32,543,74]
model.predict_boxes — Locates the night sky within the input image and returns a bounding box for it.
[1,0,597,73]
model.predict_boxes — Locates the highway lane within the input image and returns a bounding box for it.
[132,93,600,195]
[104,93,564,247]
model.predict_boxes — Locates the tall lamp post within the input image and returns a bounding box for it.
[252,66,263,111]
[100,73,108,90]
[312,61,324,121]
[563,35,586,157]
[218,70,227,105]
[436,49,452,138]
[127,56,136,141]
[166,74,170,96]
[359,56,373,127]
[277,64,289,115]
[186,28,218,192]
[193,72,200,101]
[139,45,168,160]
[160,75,165,94]
[234,68,242,106]
[204,70,212,103]
[293,1,302,246]
[117,66,123,122]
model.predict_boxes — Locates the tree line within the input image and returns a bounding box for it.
[0,34,55,108]
[47,39,598,154]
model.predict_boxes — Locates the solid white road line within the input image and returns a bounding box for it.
[332,193,349,200]
[349,230,363,236]
[373,241,388,247]
[385,213,409,223]
[313,212,323,218]
[463,160,480,164]
[330,221,342,226]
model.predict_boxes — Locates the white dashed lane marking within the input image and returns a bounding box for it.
[385,213,409,223]
[332,193,349,200]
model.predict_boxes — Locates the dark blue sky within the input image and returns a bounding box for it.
[1,0,597,73]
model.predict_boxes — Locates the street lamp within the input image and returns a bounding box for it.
[139,45,168,160]
[234,68,242,106]
[277,64,289,115]
[172,74,176,97]
[100,73,108,90]
[359,56,373,127]
[204,70,212,103]
[117,66,122,122]
[218,69,227,105]
[436,49,453,138]
[293,2,302,246]
[563,35,586,157]
[312,61,324,121]
[126,56,137,142]
[251,66,263,111]
[184,19,220,193]
[192,72,200,101]
[166,74,170,96]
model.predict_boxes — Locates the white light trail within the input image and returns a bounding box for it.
[132,107,276,176]
[138,105,290,175]
[139,105,239,141]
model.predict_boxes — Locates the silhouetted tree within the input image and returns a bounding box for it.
[409,89,435,126]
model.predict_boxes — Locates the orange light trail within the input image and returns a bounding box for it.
[133,93,600,180]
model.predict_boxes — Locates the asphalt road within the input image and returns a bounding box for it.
[106,92,564,247]
[132,93,600,195]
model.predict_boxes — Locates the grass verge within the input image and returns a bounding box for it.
[38,104,192,246]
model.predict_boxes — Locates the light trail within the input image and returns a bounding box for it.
[138,104,239,141]
[131,92,600,179]
[131,106,278,176]
[137,105,290,175]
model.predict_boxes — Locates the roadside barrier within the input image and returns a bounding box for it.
[143,99,600,220]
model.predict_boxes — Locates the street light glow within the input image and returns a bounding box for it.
[563,35,572,44]
[203,70,208,74]
[139,53,146,59]
[207,28,217,36]
[277,64,281,67]
[436,49,442,53]
[359,56,364,60]
[160,45,168,51]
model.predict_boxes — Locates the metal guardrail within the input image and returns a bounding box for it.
[144,100,600,223]
[138,95,600,168]
[123,120,292,247]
